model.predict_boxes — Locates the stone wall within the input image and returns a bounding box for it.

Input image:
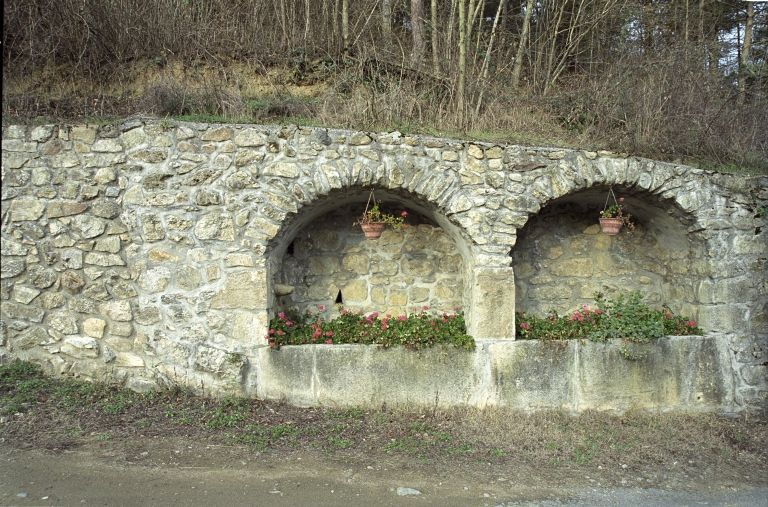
[278,204,465,317]
[1,121,766,415]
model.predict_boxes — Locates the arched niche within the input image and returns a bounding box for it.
[510,186,703,318]
[265,188,474,322]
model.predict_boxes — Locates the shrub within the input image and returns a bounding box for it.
[516,291,702,360]
[267,306,474,351]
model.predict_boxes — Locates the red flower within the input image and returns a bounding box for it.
[520,323,530,330]
[620,197,625,202]
[268,329,275,335]
[277,330,285,336]
[269,341,275,347]
[665,313,672,319]
[325,331,333,337]
[401,211,408,216]
[326,339,333,344]
[278,312,285,319]
[422,305,429,311]
[317,305,324,310]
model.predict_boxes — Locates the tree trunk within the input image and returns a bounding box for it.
[511,0,534,90]
[279,0,288,46]
[475,0,505,115]
[333,0,340,51]
[431,0,439,75]
[447,0,458,64]
[381,0,392,42]
[342,0,349,54]
[738,2,753,105]
[411,0,426,69]
[304,0,311,43]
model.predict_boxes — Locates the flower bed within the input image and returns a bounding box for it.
[267,306,475,351]
[516,291,702,359]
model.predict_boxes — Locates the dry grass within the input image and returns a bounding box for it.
[3,0,765,172]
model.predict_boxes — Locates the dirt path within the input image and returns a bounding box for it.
[0,442,558,507]
[2,440,766,507]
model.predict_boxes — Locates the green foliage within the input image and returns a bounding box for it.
[516,291,702,360]
[205,396,248,429]
[328,436,354,448]
[353,202,408,229]
[0,359,43,386]
[267,306,475,351]
[226,352,244,365]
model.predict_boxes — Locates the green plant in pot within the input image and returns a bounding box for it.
[600,194,635,235]
[354,190,408,239]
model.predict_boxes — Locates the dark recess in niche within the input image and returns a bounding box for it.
[335,290,343,304]
[287,240,295,256]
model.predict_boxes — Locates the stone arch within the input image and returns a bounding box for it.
[508,153,759,337]
[511,184,700,317]
[265,187,472,317]
[258,161,515,339]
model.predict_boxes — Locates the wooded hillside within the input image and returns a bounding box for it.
[3,0,766,171]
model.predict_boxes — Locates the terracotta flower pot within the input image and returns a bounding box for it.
[360,222,387,239]
[599,217,624,235]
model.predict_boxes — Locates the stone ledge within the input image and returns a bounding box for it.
[252,336,735,413]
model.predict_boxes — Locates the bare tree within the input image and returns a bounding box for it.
[342,0,349,54]
[431,0,439,75]
[475,0,505,114]
[381,0,392,42]
[511,0,533,89]
[458,0,467,124]
[738,1,754,104]
[411,0,426,69]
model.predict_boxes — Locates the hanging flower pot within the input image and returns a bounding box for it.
[354,189,408,240]
[599,217,624,235]
[599,187,635,235]
[360,222,387,239]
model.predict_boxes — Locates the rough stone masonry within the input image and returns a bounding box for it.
[1,121,766,415]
